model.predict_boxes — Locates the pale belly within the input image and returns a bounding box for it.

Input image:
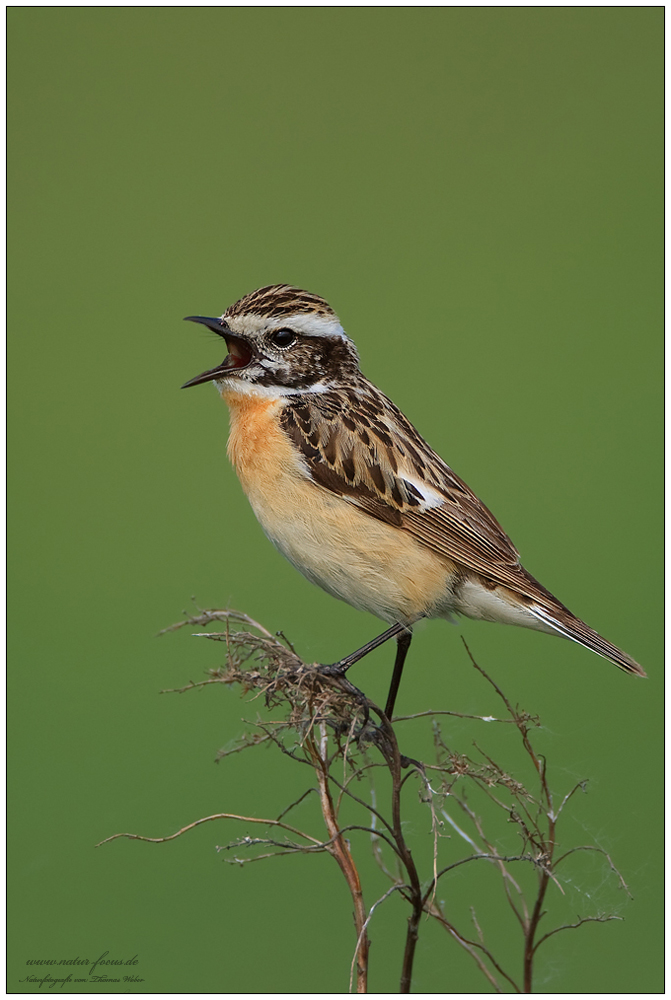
[250,480,455,624]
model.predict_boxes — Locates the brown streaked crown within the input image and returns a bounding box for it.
[225,284,337,320]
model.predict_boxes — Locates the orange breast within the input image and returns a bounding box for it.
[221,388,300,488]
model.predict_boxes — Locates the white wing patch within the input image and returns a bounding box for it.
[401,473,445,510]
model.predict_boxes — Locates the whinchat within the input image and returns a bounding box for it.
[183,285,644,716]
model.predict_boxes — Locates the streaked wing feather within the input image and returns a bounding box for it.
[279,384,645,676]
[279,385,555,603]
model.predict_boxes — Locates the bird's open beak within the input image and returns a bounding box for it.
[181,316,254,388]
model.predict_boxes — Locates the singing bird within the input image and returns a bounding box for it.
[183,284,645,717]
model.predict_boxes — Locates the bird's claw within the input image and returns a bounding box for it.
[314,662,371,729]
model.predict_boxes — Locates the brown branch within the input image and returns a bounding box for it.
[426,900,521,993]
[219,825,398,862]
[532,914,623,953]
[368,709,425,993]
[462,639,550,800]
[157,607,276,639]
[447,801,529,929]
[96,811,321,848]
[393,709,519,725]
[307,725,370,994]
[324,767,398,842]
[554,845,632,898]
[349,885,408,993]
[460,637,569,992]
[554,779,588,819]
[274,787,318,823]
[524,865,551,992]
[160,677,230,694]
[367,782,401,882]
[131,611,629,994]
[426,852,550,900]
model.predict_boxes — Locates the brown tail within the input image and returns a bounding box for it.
[528,603,646,677]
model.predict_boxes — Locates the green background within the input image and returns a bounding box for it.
[9,8,662,994]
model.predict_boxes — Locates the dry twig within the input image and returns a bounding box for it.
[100,608,631,993]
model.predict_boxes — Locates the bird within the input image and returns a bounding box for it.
[182,284,645,717]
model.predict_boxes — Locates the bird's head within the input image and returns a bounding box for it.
[182,285,360,396]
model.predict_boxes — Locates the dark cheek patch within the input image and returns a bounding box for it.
[251,338,359,390]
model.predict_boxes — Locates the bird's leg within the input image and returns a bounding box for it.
[384,630,413,720]
[326,621,411,673]
[318,622,412,725]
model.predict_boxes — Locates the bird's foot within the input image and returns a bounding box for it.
[315,662,371,729]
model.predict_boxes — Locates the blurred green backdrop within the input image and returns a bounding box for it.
[9,8,662,994]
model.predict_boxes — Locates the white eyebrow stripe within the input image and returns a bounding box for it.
[228,311,350,343]
[276,313,349,341]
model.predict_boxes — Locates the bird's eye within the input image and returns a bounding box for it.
[270,328,296,348]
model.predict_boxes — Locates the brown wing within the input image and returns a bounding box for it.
[279,385,646,677]
[278,382,556,604]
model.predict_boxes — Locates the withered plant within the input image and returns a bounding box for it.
[99,609,631,993]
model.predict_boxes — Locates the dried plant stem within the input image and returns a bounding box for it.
[95,811,321,848]
[102,609,632,994]
[523,867,550,992]
[307,724,369,994]
[461,637,558,994]
[371,712,424,993]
